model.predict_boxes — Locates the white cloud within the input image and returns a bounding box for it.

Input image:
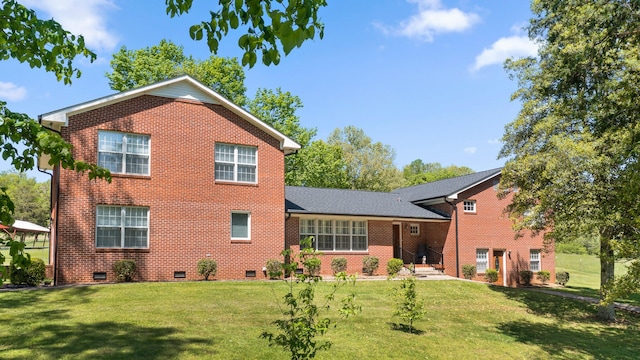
[376,0,480,42]
[471,34,538,72]
[0,82,27,101]
[20,0,119,53]
[464,146,477,154]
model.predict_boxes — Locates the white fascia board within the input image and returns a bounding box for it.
[39,75,301,154]
[445,171,501,200]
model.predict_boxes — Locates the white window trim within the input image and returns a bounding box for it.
[231,211,251,240]
[409,223,420,236]
[298,217,368,252]
[98,130,151,176]
[463,200,476,213]
[530,249,541,272]
[215,143,258,184]
[476,248,489,273]
[95,205,149,249]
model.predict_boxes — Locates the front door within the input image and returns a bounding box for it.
[493,251,504,284]
[393,224,401,259]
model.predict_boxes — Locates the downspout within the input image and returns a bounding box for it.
[38,115,61,286]
[445,199,460,278]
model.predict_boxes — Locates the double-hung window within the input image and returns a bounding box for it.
[215,143,257,183]
[299,218,368,251]
[530,250,541,271]
[98,131,150,175]
[96,206,149,248]
[476,249,489,273]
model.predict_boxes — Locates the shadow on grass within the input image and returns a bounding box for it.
[487,285,640,359]
[388,322,425,335]
[2,320,211,359]
[556,286,640,307]
[0,285,99,310]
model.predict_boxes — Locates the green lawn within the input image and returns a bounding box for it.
[555,253,639,306]
[1,280,638,359]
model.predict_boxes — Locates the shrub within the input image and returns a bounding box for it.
[266,259,283,279]
[462,264,476,280]
[330,257,348,275]
[304,257,321,276]
[520,270,534,286]
[537,270,551,285]
[393,277,425,334]
[556,271,570,286]
[113,259,137,282]
[386,258,404,277]
[362,256,379,276]
[10,258,46,286]
[197,259,218,280]
[484,269,498,283]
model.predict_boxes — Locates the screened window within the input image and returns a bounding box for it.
[231,212,251,240]
[530,250,541,271]
[96,206,149,248]
[299,218,368,251]
[463,200,476,213]
[476,249,489,273]
[98,131,150,175]
[215,143,257,183]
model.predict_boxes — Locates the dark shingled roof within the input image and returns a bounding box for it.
[285,187,448,220]
[393,168,502,203]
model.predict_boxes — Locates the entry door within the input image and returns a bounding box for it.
[494,251,504,284]
[393,224,401,259]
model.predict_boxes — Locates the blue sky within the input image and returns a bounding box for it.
[1,0,537,182]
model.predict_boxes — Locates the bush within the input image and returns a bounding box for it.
[537,270,551,284]
[330,257,348,274]
[484,269,498,283]
[266,259,283,279]
[10,258,46,286]
[304,257,321,276]
[556,271,570,286]
[362,256,379,276]
[197,259,218,280]
[386,258,404,277]
[462,264,476,280]
[113,259,137,282]
[520,270,534,285]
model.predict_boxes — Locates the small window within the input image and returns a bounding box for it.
[463,200,476,213]
[215,143,257,183]
[96,205,149,248]
[231,212,251,240]
[409,224,419,236]
[476,249,488,273]
[98,131,150,175]
[530,250,541,271]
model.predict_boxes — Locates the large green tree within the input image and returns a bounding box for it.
[327,126,404,192]
[0,172,50,227]
[106,39,248,105]
[165,0,328,67]
[499,0,640,320]
[0,0,111,278]
[402,160,474,186]
[286,140,349,188]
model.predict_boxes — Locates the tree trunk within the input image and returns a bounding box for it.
[597,235,616,321]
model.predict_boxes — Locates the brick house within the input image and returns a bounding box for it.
[39,76,553,286]
[39,75,300,284]
[286,169,554,286]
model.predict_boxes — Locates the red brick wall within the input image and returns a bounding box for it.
[53,95,286,284]
[440,177,555,285]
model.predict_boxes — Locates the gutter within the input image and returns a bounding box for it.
[38,115,60,286]
[445,198,460,278]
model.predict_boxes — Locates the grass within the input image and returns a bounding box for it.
[1,280,639,359]
[0,247,50,265]
[555,253,640,306]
